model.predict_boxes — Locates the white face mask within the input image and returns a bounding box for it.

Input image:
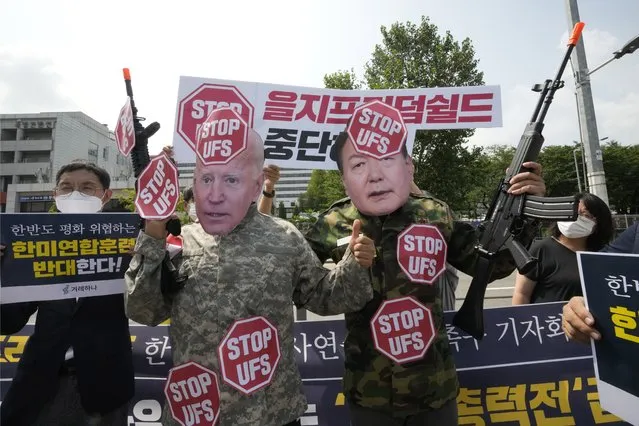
[55,191,104,214]
[557,216,596,239]
[188,204,198,222]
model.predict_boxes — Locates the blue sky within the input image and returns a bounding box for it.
[1,0,637,154]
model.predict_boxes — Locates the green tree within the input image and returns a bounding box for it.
[538,144,581,197]
[302,169,347,211]
[602,141,639,213]
[325,16,485,212]
[324,69,361,90]
[278,201,287,219]
[111,189,137,212]
[292,203,300,217]
[466,145,516,216]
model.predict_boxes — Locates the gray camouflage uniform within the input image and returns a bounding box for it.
[125,205,373,425]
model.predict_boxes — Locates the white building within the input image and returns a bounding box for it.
[275,169,312,211]
[0,112,134,212]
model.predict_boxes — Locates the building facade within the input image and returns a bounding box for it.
[275,169,312,211]
[0,112,134,212]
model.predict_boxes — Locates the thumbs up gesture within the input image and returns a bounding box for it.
[348,219,376,268]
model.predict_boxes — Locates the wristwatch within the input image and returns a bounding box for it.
[262,189,275,198]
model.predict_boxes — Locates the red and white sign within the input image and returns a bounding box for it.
[177,83,254,152]
[114,97,135,156]
[166,234,183,259]
[397,224,448,285]
[173,77,503,170]
[196,108,248,165]
[218,316,281,395]
[346,100,407,159]
[164,361,221,426]
[370,296,436,364]
[134,153,180,220]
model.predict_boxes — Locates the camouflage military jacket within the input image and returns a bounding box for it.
[125,205,373,426]
[305,194,537,418]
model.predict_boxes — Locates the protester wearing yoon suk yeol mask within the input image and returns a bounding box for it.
[512,192,614,305]
[1,160,134,426]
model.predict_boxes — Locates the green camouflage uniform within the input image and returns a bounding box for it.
[125,205,373,426]
[305,194,538,418]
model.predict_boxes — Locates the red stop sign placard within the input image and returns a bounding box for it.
[346,100,407,159]
[370,296,436,364]
[134,153,180,220]
[196,108,248,165]
[114,97,135,156]
[164,361,221,426]
[397,224,448,285]
[218,316,281,395]
[177,83,254,152]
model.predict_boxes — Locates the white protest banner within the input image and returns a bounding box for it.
[173,77,502,170]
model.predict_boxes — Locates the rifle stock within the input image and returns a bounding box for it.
[122,68,181,237]
[452,23,585,339]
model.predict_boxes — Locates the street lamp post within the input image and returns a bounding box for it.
[588,34,639,75]
[573,148,583,193]
[565,0,639,207]
[573,136,607,194]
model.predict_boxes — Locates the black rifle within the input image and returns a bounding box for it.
[123,68,186,296]
[123,68,181,237]
[452,23,586,340]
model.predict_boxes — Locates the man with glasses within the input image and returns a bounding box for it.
[1,161,134,426]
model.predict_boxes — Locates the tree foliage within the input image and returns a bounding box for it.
[324,69,361,90]
[323,16,485,213]
[302,170,346,211]
[602,141,639,214]
[278,201,287,219]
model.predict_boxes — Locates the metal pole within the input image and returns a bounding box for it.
[573,148,583,192]
[587,57,617,76]
[581,142,588,192]
[565,0,609,205]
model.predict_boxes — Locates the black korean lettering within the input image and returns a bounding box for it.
[265,128,296,160]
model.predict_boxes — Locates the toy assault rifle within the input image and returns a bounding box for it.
[122,68,181,237]
[123,68,186,296]
[452,23,586,340]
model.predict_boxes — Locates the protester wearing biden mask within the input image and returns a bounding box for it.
[0,161,134,426]
[512,192,614,305]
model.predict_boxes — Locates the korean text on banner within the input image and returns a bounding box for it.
[0,302,629,425]
[578,251,639,425]
[0,213,139,304]
[173,77,502,170]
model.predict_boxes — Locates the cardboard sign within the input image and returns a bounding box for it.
[397,224,448,285]
[134,153,180,220]
[178,83,254,152]
[218,316,281,395]
[346,100,407,159]
[370,296,435,364]
[164,361,221,426]
[114,96,135,156]
[195,107,248,165]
